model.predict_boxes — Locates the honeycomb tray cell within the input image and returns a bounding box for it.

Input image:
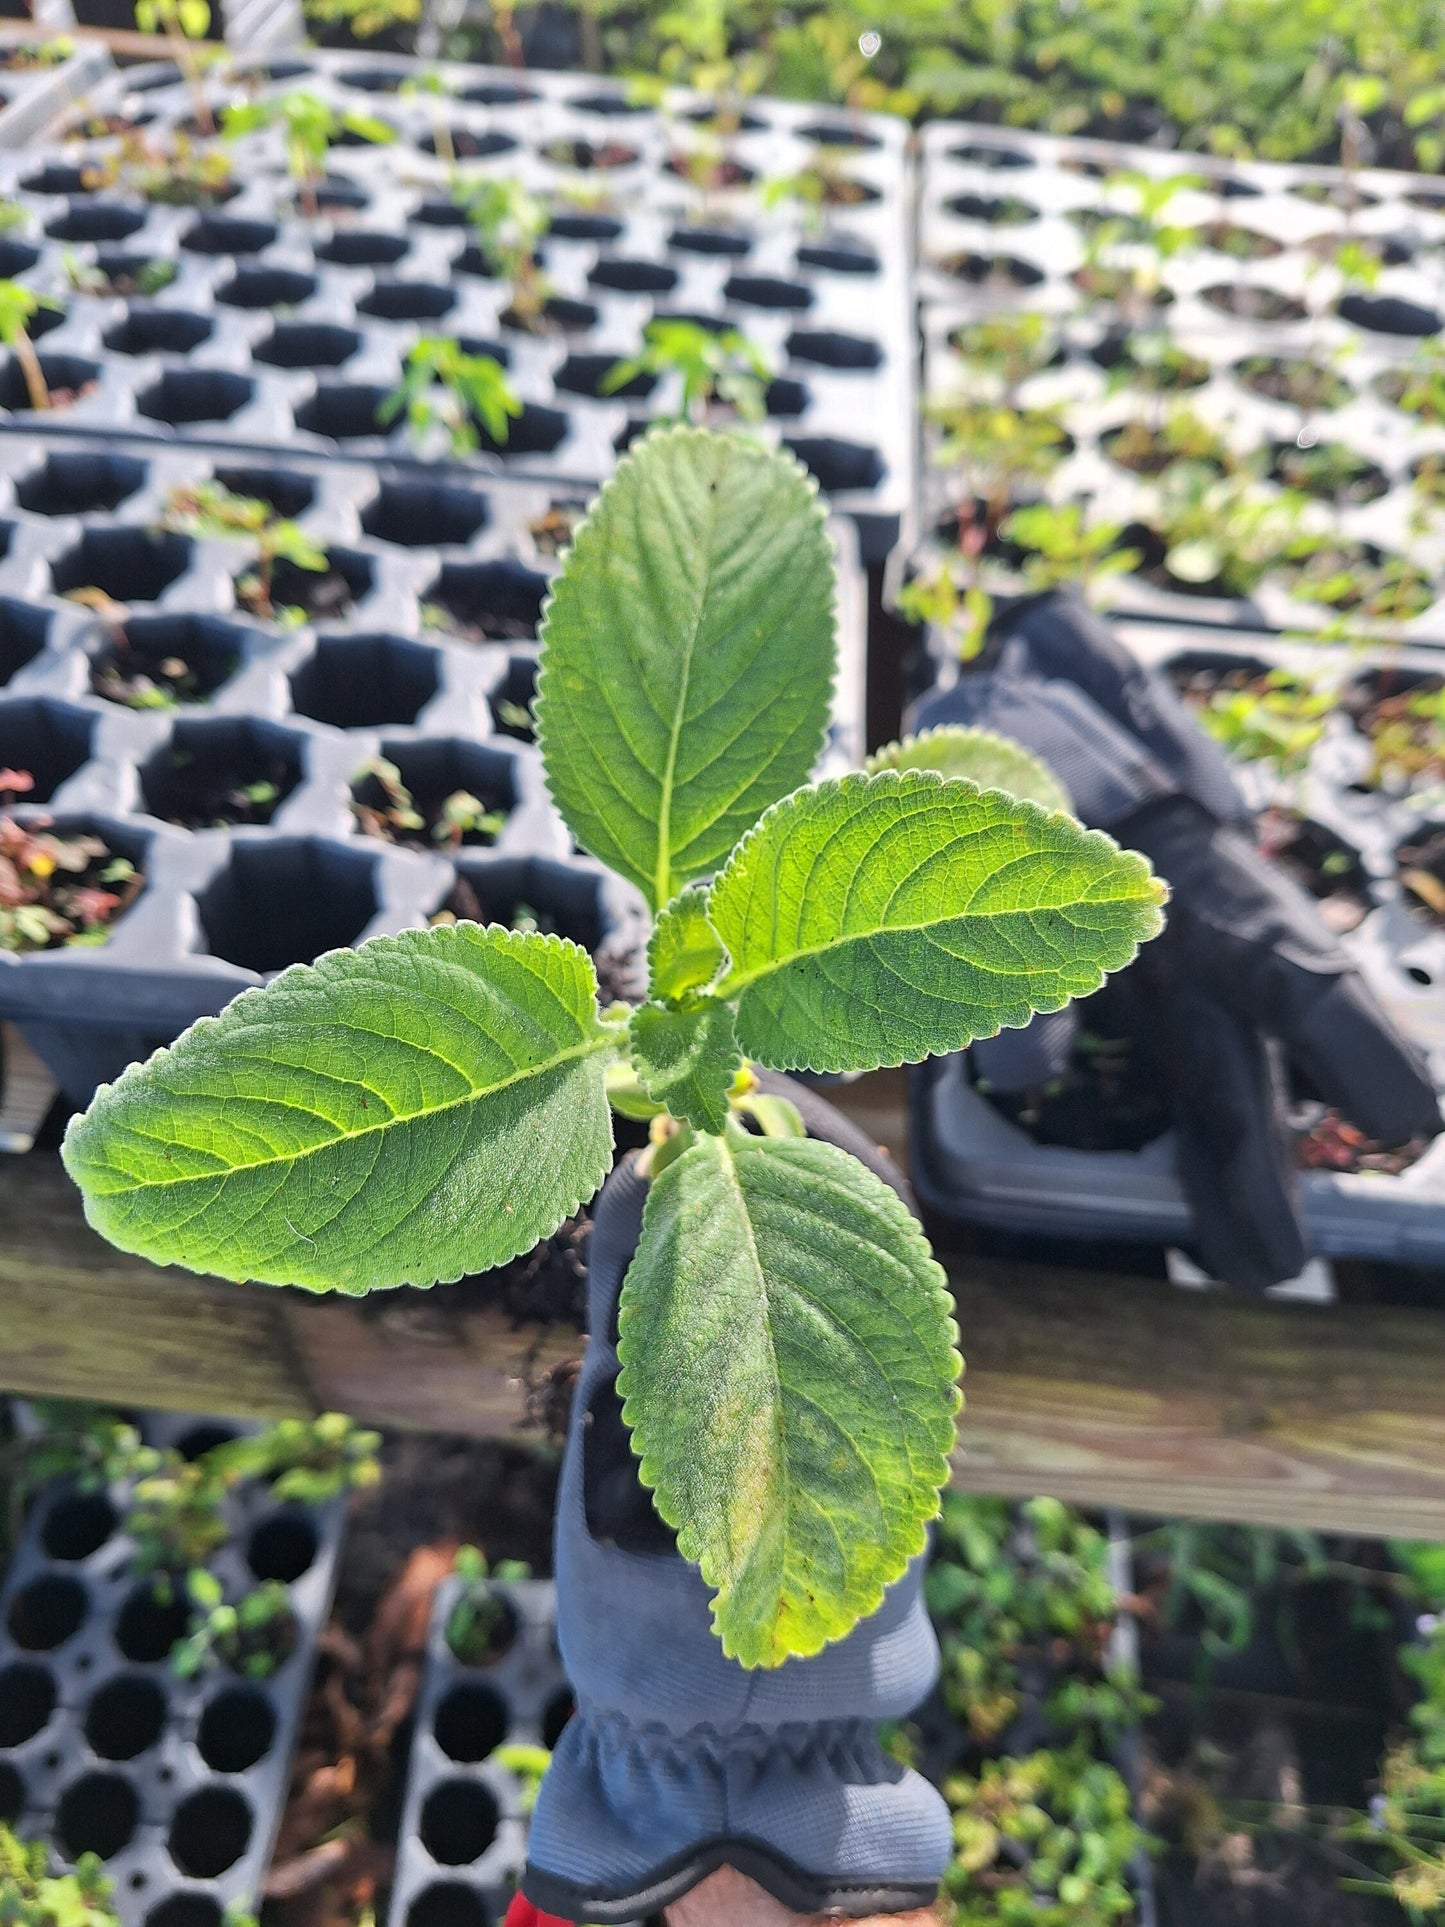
[908,617,1445,1267]
[0,1408,347,1927]
[916,120,1445,645]
[0,431,863,1106]
[0,52,915,563]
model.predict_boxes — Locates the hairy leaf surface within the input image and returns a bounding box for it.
[710,771,1166,1073]
[61,927,619,1292]
[629,999,740,1133]
[618,1130,961,1666]
[536,427,836,910]
[868,726,1071,813]
[648,883,726,1003]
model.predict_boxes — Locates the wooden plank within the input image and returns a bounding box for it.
[6,1143,1445,1536]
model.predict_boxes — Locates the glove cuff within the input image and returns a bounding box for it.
[523,1702,952,1922]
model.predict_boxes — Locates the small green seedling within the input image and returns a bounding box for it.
[159,480,327,622]
[454,176,549,325]
[300,0,419,46]
[0,281,61,414]
[1001,501,1142,598]
[134,0,217,137]
[173,1571,295,1679]
[62,429,1166,1669]
[64,252,175,299]
[604,317,771,423]
[0,1825,120,1927]
[446,1544,532,1664]
[222,91,394,220]
[381,337,522,457]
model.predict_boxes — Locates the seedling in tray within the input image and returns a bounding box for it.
[133,0,220,139]
[0,1823,120,1927]
[86,130,236,210]
[0,806,140,953]
[172,1571,297,1679]
[0,283,62,415]
[160,480,328,623]
[444,1543,531,1664]
[222,91,394,220]
[61,428,1166,1670]
[604,317,772,424]
[350,754,507,850]
[381,337,521,458]
[455,176,549,327]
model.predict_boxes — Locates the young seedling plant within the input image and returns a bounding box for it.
[160,480,328,623]
[0,282,61,414]
[133,0,218,138]
[222,91,394,220]
[604,317,772,423]
[381,337,522,457]
[454,177,549,328]
[61,428,1166,1669]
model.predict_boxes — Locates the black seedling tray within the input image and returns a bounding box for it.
[911,618,1445,1268]
[0,430,862,1106]
[0,53,914,562]
[0,1408,345,1927]
[916,120,1445,645]
[387,1575,577,1927]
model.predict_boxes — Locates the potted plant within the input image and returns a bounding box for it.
[61,428,1165,1671]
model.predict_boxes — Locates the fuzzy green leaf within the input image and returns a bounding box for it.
[629,999,740,1132]
[618,1129,961,1667]
[648,883,726,1003]
[536,427,836,911]
[709,771,1167,1074]
[61,927,620,1292]
[868,726,1072,814]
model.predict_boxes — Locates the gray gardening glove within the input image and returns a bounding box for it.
[522,1088,952,1924]
[910,589,1441,1291]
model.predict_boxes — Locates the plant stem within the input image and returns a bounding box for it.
[12,326,48,412]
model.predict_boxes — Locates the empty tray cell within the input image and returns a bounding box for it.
[213,463,316,518]
[485,402,567,455]
[21,163,93,194]
[1341,292,1442,337]
[0,1766,20,1826]
[216,266,318,310]
[357,279,457,322]
[413,199,469,228]
[588,256,679,294]
[950,139,1034,168]
[90,613,247,708]
[7,1572,86,1651]
[786,328,885,371]
[784,436,884,492]
[669,225,751,257]
[294,382,391,440]
[45,199,146,243]
[145,1900,224,1927]
[797,240,879,276]
[724,273,814,311]
[0,697,95,801]
[41,1489,117,1558]
[764,376,809,417]
[361,478,490,547]
[115,1579,188,1663]
[247,1508,317,1583]
[798,119,881,148]
[555,351,654,400]
[168,1785,252,1878]
[439,853,606,950]
[419,1780,499,1866]
[573,89,647,115]
[549,212,624,242]
[404,1885,492,1927]
[351,736,517,849]
[84,1675,166,1762]
[433,1681,508,1762]
[0,353,100,412]
[488,655,536,739]
[426,559,547,641]
[52,527,193,602]
[103,306,215,356]
[458,80,535,104]
[0,1661,56,1746]
[197,1684,276,1774]
[253,321,363,369]
[0,239,39,277]
[501,294,598,334]
[56,1771,139,1861]
[180,214,278,256]
[0,600,53,685]
[337,65,407,89]
[544,138,639,170]
[312,176,369,211]
[196,837,380,973]
[939,250,1045,288]
[135,369,256,425]
[139,717,305,827]
[316,228,409,266]
[290,634,440,727]
[419,127,517,159]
